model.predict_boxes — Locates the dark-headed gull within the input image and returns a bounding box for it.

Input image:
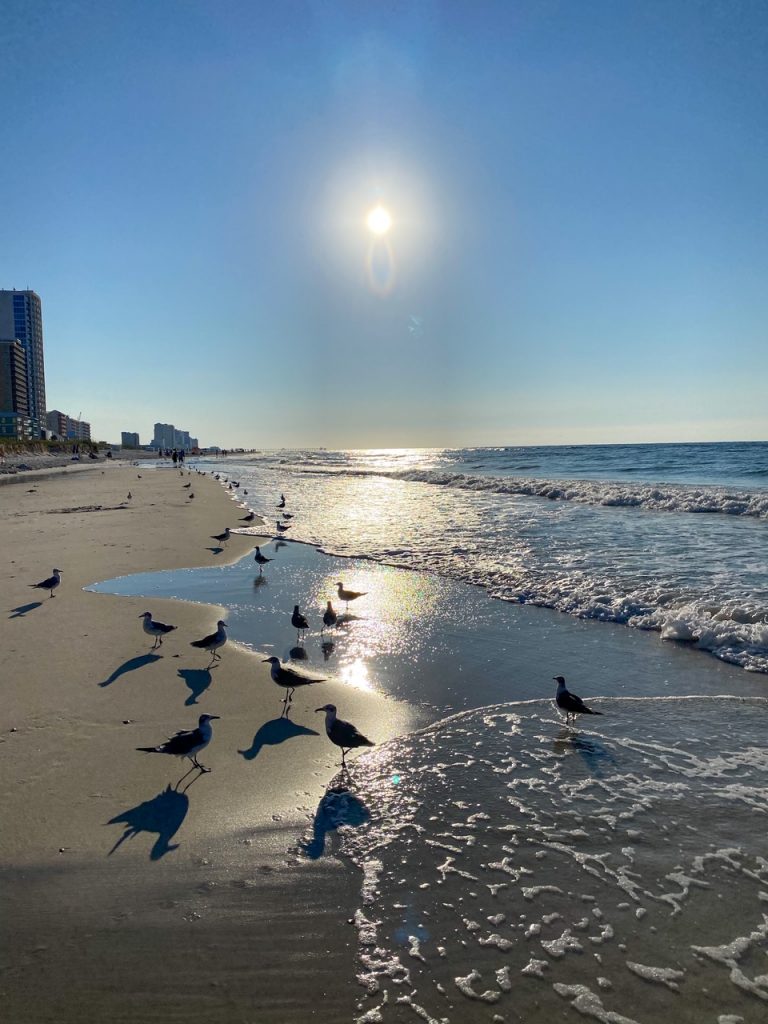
[137,714,220,772]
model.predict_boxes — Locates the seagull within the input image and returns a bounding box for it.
[322,601,337,632]
[183,483,191,489]
[136,714,220,772]
[253,546,272,572]
[211,527,230,545]
[277,495,286,509]
[190,620,227,664]
[240,511,256,522]
[315,704,374,767]
[336,582,367,610]
[263,656,325,706]
[553,676,604,725]
[139,611,177,649]
[276,521,290,534]
[292,605,309,640]
[29,568,62,598]
[188,493,194,499]
[282,512,294,520]
[126,491,132,500]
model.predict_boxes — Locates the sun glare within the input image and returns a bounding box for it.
[366,205,392,235]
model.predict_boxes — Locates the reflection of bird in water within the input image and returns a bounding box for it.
[292,605,309,640]
[190,620,227,664]
[29,567,62,598]
[553,728,616,777]
[554,676,604,725]
[336,582,366,610]
[321,640,335,661]
[262,656,325,708]
[322,601,337,632]
[254,546,272,572]
[139,610,176,648]
[136,713,220,772]
[302,786,370,859]
[316,704,374,767]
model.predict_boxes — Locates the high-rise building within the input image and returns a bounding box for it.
[0,339,33,438]
[0,290,46,434]
[121,431,140,448]
[46,409,91,442]
[153,422,176,449]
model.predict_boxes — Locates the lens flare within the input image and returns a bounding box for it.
[366,205,392,235]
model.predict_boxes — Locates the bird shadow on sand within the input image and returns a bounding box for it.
[301,784,371,860]
[205,546,224,555]
[99,653,162,687]
[106,771,204,860]
[553,728,617,778]
[178,667,214,705]
[8,601,43,618]
[238,715,319,761]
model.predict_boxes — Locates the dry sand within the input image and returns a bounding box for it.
[0,463,415,1022]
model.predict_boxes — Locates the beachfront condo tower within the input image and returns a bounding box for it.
[0,290,47,436]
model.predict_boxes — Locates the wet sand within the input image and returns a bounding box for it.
[0,464,414,1022]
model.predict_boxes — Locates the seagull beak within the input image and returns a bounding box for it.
[314,707,324,713]
[209,715,221,720]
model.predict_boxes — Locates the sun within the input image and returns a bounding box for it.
[366,205,392,235]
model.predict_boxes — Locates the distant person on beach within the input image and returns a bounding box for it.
[172,450,178,465]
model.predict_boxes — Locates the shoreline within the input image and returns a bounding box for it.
[0,463,400,1021]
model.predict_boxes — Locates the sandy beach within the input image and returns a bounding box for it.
[0,464,415,1022]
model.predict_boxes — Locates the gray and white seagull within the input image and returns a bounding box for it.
[554,676,604,725]
[253,546,272,572]
[190,620,227,665]
[211,527,231,546]
[29,567,62,598]
[139,611,177,649]
[136,713,220,772]
[262,656,325,706]
[315,703,374,767]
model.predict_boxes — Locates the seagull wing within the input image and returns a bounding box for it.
[190,631,217,648]
[331,718,374,747]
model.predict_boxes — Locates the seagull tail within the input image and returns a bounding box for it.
[585,708,603,715]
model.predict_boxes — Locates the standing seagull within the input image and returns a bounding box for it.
[315,704,374,767]
[253,546,272,573]
[277,494,286,509]
[139,611,177,649]
[262,656,325,707]
[322,601,337,633]
[240,511,256,522]
[553,676,604,725]
[136,714,220,772]
[211,527,231,546]
[336,582,367,611]
[190,620,227,665]
[291,605,310,641]
[29,568,62,599]
[275,521,290,535]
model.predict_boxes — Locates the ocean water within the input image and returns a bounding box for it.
[198,443,768,673]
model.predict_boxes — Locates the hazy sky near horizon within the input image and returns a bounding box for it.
[1,0,767,448]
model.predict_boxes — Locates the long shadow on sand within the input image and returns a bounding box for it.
[178,667,214,705]
[106,771,204,860]
[8,601,43,618]
[99,653,161,687]
[301,785,370,859]
[238,715,319,761]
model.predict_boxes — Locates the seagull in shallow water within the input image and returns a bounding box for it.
[292,605,309,640]
[275,521,290,535]
[336,582,367,610]
[253,546,272,572]
[136,714,220,772]
[262,656,325,708]
[190,620,227,664]
[211,527,230,545]
[554,676,604,725]
[277,494,286,509]
[322,601,337,632]
[29,568,62,598]
[139,611,177,649]
[315,704,374,767]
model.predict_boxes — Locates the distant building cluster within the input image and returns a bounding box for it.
[121,431,141,448]
[0,288,93,442]
[151,422,199,451]
[46,409,91,442]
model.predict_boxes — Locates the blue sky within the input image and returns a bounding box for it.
[1,0,766,447]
